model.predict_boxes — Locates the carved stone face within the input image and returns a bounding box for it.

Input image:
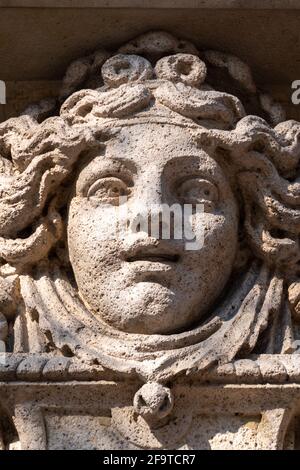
[67,123,238,334]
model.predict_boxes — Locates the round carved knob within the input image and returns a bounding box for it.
[155,53,207,87]
[102,54,153,88]
[133,382,174,423]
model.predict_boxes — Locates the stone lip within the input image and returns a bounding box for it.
[0,353,299,384]
[1,1,300,9]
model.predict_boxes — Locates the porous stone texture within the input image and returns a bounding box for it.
[0,30,300,450]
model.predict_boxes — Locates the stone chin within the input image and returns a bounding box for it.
[91,280,218,335]
[96,281,185,335]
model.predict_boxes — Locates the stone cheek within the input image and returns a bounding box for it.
[0,30,299,450]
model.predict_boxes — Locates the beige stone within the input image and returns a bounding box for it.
[0,29,300,450]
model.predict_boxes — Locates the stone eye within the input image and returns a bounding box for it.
[177,178,218,208]
[87,177,130,203]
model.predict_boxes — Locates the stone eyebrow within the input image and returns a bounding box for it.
[104,157,137,175]
[81,156,137,176]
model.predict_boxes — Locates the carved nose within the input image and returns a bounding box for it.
[130,209,177,240]
[133,382,174,423]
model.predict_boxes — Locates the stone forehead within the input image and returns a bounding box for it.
[101,122,221,170]
[108,120,198,147]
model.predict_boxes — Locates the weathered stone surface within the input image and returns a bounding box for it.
[0,30,300,450]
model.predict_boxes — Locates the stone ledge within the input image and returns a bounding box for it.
[0,354,300,384]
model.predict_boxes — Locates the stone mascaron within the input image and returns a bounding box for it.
[0,31,300,450]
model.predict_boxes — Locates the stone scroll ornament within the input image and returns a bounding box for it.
[0,30,300,394]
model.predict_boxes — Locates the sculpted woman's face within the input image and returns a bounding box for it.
[67,123,238,334]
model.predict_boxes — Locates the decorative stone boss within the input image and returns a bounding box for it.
[0,32,299,390]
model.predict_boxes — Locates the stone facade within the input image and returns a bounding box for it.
[1,25,300,450]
